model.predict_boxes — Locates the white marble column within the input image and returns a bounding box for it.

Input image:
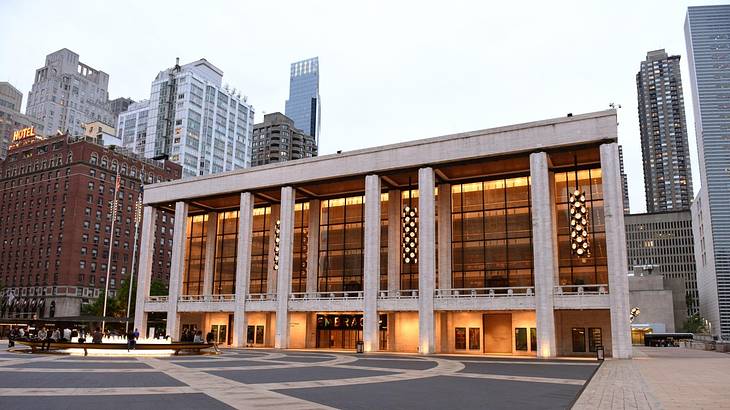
[233,192,253,347]
[418,168,436,354]
[133,206,157,337]
[530,152,558,358]
[275,187,295,349]
[437,183,452,290]
[203,211,217,296]
[306,199,320,295]
[364,175,381,352]
[601,143,632,359]
[166,201,189,340]
[387,189,401,292]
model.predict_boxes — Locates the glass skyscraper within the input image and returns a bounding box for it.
[686,5,730,340]
[285,57,320,144]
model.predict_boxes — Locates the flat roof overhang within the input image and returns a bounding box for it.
[147,109,617,210]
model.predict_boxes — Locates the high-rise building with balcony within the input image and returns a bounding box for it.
[251,112,317,166]
[117,59,254,178]
[25,49,115,137]
[285,57,320,144]
[686,5,730,340]
[636,49,693,212]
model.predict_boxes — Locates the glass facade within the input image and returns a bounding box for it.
[380,193,388,291]
[292,203,309,293]
[555,168,608,286]
[182,214,208,295]
[318,196,364,292]
[250,207,271,294]
[212,211,239,295]
[451,177,533,289]
[285,57,320,140]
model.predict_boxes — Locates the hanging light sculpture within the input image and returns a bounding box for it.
[273,219,281,271]
[569,158,591,258]
[402,177,418,264]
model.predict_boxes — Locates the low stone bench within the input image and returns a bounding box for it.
[17,340,214,356]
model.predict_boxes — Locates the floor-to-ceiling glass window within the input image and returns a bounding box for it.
[318,196,364,292]
[183,214,208,295]
[401,189,419,290]
[380,193,388,291]
[292,203,309,293]
[555,168,607,287]
[250,206,271,294]
[451,177,533,290]
[213,211,238,295]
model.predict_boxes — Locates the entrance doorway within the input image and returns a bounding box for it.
[483,313,512,354]
[314,313,387,349]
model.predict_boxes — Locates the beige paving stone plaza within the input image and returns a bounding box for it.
[573,346,730,410]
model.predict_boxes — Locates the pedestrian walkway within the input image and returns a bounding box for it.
[573,346,730,409]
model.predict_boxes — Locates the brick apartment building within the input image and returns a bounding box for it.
[0,130,181,319]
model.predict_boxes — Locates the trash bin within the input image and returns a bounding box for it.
[596,346,604,361]
[356,340,364,353]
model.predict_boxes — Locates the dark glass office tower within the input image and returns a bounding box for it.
[285,57,320,145]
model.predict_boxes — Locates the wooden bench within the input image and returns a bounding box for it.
[17,340,214,356]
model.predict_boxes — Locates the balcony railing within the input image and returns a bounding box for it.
[246,293,277,301]
[178,294,235,303]
[146,296,169,303]
[378,289,419,299]
[289,291,364,300]
[435,287,534,298]
[554,285,608,295]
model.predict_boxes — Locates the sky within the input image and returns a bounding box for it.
[1,0,725,213]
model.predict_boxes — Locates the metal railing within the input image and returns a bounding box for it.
[289,291,364,300]
[554,285,608,295]
[177,294,235,303]
[246,293,278,301]
[378,289,419,299]
[435,287,535,298]
[146,295,169,303]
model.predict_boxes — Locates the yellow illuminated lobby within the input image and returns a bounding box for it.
[135,110,631,359]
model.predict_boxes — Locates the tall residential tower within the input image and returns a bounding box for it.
[686,5,730,340]
[26,49,115,137]
[636,49,693,212]
[285,57,320,144]
[117,59,254,177]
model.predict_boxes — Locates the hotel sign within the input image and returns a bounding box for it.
[13,126,35,141]
[10,126,39,149]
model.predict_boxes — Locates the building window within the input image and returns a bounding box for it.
[451,177,533,290]
[572,327,586,352]
[455,327,467,350]
[588,328,602,352]
[515,328,528,351]
[213,211,238,295]
[250,206,271,294]
[182,214,207,295]
[318,196,364,292]
[555,168,608,287]
[291,203,309,293]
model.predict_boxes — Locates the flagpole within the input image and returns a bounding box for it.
[101,171,121,333]
[125,192,142,334]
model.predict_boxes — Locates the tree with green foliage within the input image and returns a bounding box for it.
[82,278,168,318]
[682,313,709,334]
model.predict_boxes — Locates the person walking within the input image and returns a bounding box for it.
[126,330,136,351]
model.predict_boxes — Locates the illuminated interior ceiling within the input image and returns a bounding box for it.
[157,145,603,213]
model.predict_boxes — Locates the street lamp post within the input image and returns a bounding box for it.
[101,172,121,333]
[125,193,143,334]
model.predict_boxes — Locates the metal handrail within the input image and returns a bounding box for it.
[435,287,535,298]
[246,293,278,301]
[177,294,236,302]
[378,289,419,299]
[289,291,364,300]
[554,285,608,295]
